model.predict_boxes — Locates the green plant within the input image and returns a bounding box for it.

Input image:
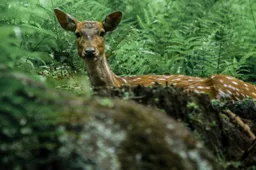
[1,0,255,83]
[109,0,256,82]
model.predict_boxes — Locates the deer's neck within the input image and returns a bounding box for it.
[84,55,119,87]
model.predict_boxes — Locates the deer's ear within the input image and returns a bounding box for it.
[103,11,122,32]
[54,8,78,32]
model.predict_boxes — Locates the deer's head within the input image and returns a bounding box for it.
[54,9,122,62]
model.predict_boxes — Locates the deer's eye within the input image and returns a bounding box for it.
[99,31,105,37]
[75,32,81,38]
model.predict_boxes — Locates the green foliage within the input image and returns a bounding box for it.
[117,0,256,80]
[0,70,97,170]
[1,0,256,82]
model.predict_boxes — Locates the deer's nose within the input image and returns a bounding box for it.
[85,47,96,56]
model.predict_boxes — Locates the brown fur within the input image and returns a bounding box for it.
[54,9,256,101]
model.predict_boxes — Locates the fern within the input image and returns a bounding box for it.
[1,0,255,82]
[116,0,256,82]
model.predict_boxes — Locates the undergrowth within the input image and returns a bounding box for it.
[1,0,256,91]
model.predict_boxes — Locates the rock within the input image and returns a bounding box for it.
[0,70,219,170]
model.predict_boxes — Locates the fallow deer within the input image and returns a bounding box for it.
[54,9,256,101]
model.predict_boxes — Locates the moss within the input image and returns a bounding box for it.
[0,70,220,169]
[110,102,217,170]
[95,84,256,169]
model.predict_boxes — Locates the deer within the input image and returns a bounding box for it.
[54,9,256,140]
[53,9,256,102]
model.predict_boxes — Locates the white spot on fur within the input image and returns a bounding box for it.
[244,83,248,87]
[218,89,230,98]
[164,76,172,79]
[219,79,224,83]
[252,93,256,96]
[228,85,236,90]
[197,86,204,89]
[232,81,238,85]
[122,78,127,84]
[194,90,201,94]
[226,90,233,95]
[172,78,181,81]
[157,78,167,81]
[235,97,240,100]
[132,78,141,82]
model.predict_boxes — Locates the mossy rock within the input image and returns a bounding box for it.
[0,69,219,170]
[94,83,256,169]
